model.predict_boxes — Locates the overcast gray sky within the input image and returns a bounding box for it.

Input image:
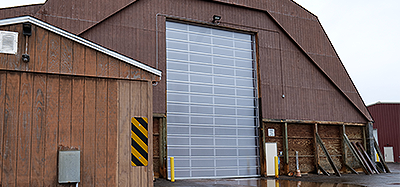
[293,0,400,106]
[0,0,45,9]
[2,0,399,105]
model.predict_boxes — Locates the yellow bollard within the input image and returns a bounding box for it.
[170,157,175,182]
[274,156,279,178]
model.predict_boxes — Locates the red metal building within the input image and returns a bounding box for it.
[368,102,400,163]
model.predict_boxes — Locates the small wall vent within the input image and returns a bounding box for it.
[0,31,18,55]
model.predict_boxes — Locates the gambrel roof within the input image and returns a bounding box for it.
[0,0,372,122]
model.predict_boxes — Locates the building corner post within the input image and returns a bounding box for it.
[366,122,375,160]
[283,123,289,174]
[260,122,266,177]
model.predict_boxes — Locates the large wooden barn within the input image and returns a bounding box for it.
[1,0,373,186]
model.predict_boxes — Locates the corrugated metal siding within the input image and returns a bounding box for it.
[34,0,137,34]
[208,0,371,121]
[0,4,42,19]
[8,0,371,123]
[368,103,400,162]
[81,0,369,123]
[270,13,371,121]
[211,0,317,21]
[211,0,370,121]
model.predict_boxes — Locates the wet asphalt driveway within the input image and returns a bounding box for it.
[154,163,400,187]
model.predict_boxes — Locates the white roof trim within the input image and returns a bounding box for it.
[0,16,162,77]
[367,101,400,107]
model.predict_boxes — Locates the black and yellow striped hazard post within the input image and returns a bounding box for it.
[131,117,148,166]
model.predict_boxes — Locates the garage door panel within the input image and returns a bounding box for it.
[191,138,213,146]
[166,125,189,134]
[166,21,259,179]
[190,127,213,135]
[190,116,213,124]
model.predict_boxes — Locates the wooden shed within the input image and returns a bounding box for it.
[0,16,160,186]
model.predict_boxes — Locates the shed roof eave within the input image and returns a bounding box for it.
[0,16,162,78]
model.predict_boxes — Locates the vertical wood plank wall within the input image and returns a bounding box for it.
[0,24,155,186]
[118,80,153,187]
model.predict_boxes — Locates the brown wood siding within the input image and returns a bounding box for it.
[44,74,59,186]
[0,23,155,186]
[31,74,46,187]
[96,78,107,186]
[0,71,153,186]
[17,72,33,186]
[118,80,130,186]
[118,80,153,187]
[35,25,49,73]
[48,32,61,73]
[83,77,96,186]
[71,77,84,185]
[107,80,118,186]
[61,38,73,74]
[3,72,20,186]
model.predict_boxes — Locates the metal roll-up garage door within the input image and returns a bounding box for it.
[166,21,259,179]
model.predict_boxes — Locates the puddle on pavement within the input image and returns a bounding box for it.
[205,178,364,187]
[262,179,363,187]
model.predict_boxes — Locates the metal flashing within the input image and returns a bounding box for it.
[0,16,162,77]
[367,101,400,107]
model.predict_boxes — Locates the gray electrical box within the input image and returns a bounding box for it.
[58,150,80,183]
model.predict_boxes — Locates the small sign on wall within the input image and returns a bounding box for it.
[268,128,275,137]
[131,117,148,166]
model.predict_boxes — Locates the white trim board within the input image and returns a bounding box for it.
[0,16,162,78]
